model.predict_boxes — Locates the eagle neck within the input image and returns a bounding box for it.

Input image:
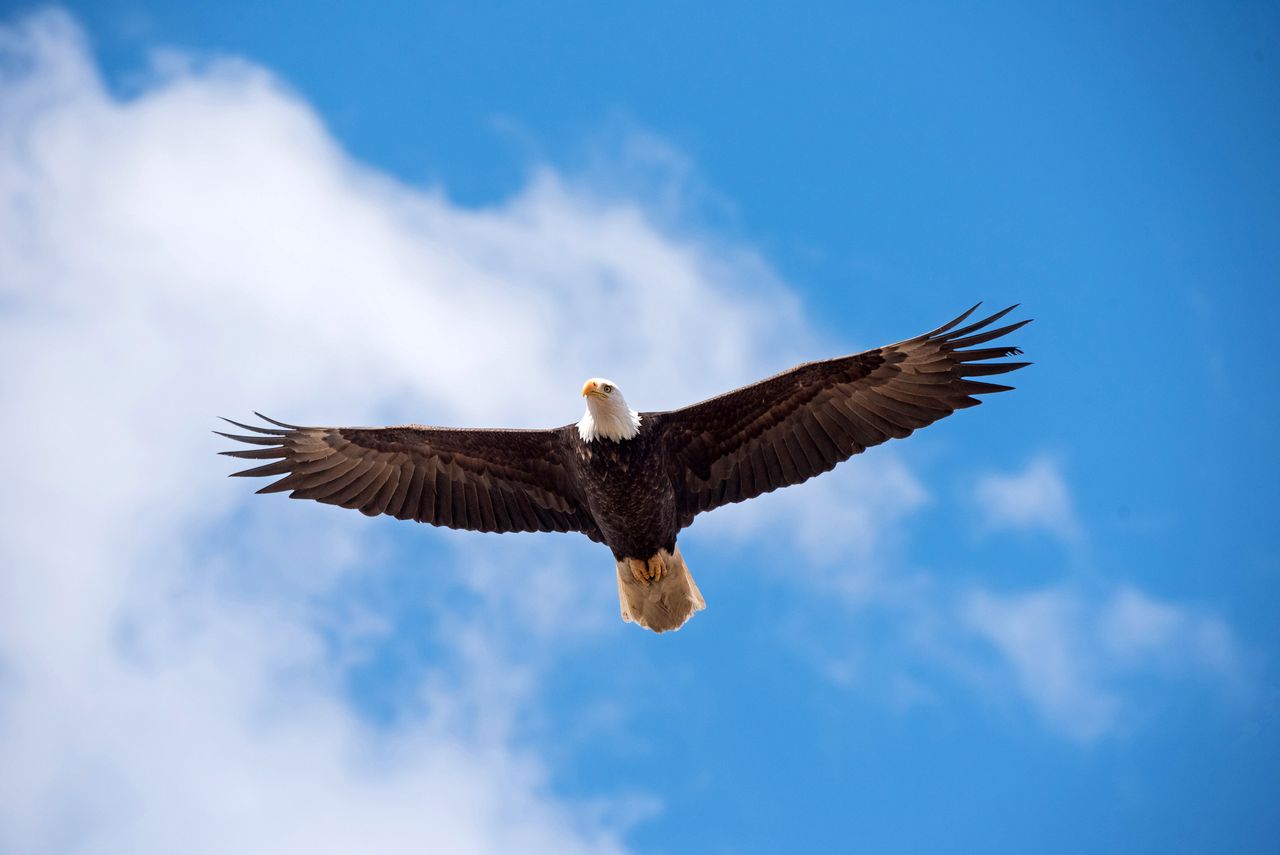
[578,401,641,443]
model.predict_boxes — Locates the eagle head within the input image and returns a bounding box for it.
[579,378,641,442]
[581,378,617,400]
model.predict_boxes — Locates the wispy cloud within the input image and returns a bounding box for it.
[973,456,1081,543]
[794,453,1248,741]
[961,584,1243,742]
[691,450,928,600]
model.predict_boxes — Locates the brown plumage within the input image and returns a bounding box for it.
[220,303,1030,633]
[660,302,1030,527]
[221,424,602,538]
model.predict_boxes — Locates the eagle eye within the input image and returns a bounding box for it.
[602,384,613,393]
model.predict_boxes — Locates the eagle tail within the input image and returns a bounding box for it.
[615,545,705,633]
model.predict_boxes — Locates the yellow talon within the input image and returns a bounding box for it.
[629,558,648,584]
[647,554,665,582]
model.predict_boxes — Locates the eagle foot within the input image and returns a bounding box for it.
[626,556,666,584]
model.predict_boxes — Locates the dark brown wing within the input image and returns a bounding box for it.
[655,304,1031,528]
[218,416,601,540]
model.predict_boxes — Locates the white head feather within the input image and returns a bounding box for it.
[578,378,641,442]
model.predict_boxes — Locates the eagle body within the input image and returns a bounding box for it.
[567,414,704,631]
[221,304,1031,633]
[568,418,677,562]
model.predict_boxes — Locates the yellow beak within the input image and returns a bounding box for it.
[582,380,605,399]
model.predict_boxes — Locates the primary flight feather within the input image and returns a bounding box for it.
[220,303,1030,633]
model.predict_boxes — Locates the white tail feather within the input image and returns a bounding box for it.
[615,546,705,633]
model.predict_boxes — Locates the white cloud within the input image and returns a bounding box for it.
[0,10,825,853]
[961,585,1242,742]
[690,450,928,600]
[962,460,1245,741]
[973,455,1081,543]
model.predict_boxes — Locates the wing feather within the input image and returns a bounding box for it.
[385,460,415,518]
[655,304,1031,527]
[339,460,389,508]
[219,419,600,539]
[367,463,403,516]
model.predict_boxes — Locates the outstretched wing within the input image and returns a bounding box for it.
[655,304,1031,528]
[219,417,601,539]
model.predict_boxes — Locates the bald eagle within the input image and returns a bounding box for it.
[220,304,1029,632]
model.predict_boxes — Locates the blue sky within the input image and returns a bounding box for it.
[1,3,1277,853]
